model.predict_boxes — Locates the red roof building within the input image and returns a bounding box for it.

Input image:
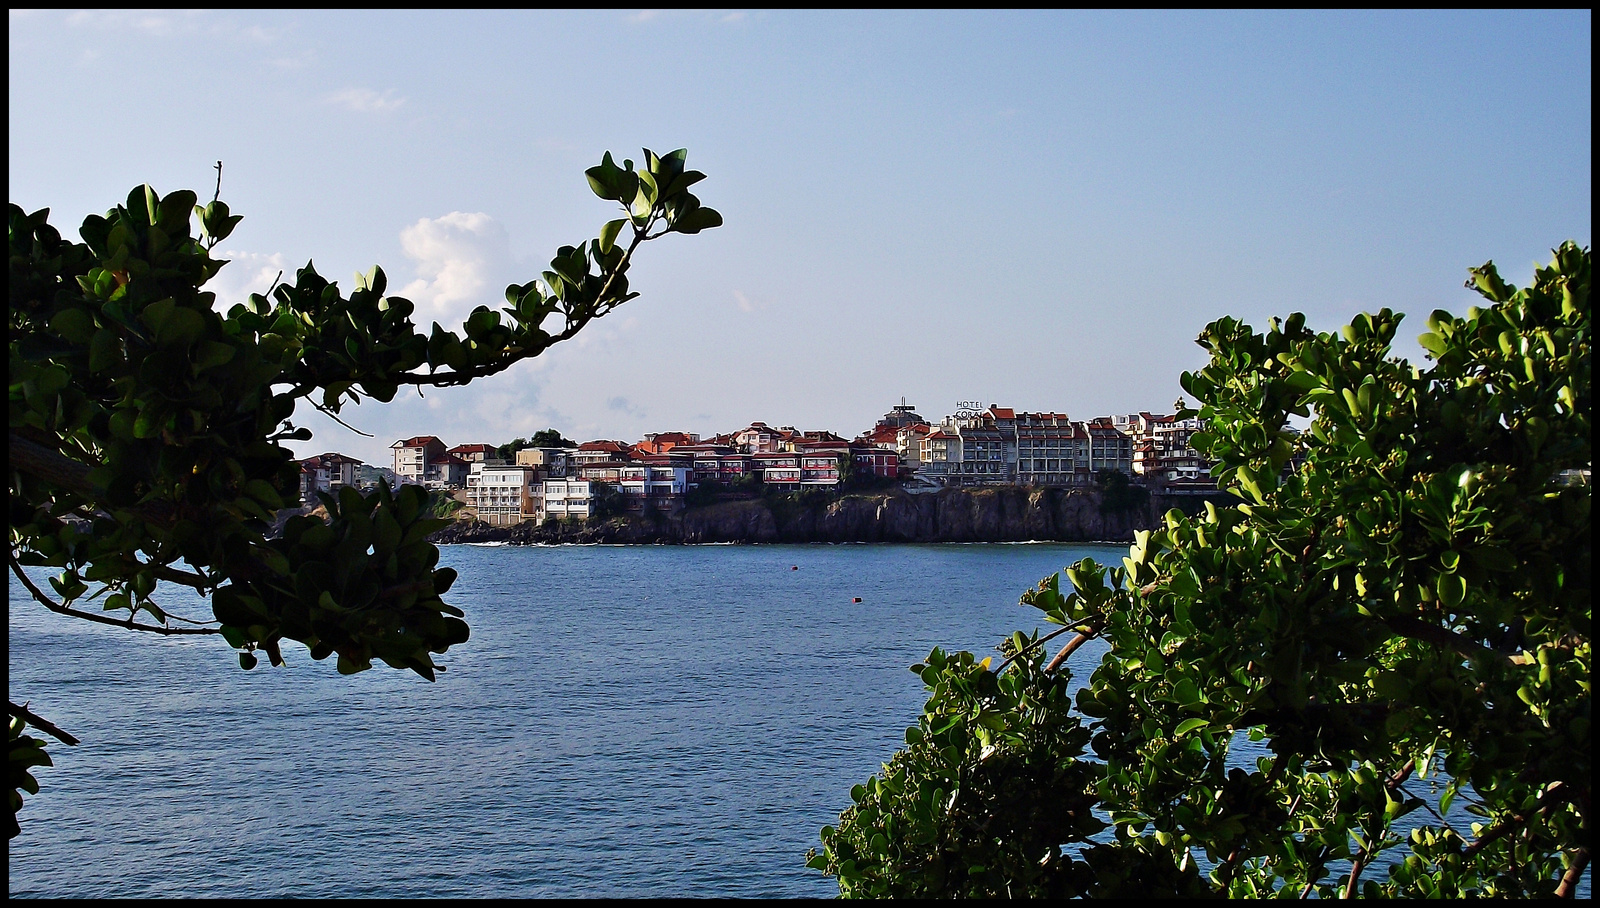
[391,436,447,485]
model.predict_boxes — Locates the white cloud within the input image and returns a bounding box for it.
[397,211,512,328]
[733,289,755,312]
[206,250,291,310]
[60,9,281,41]
[65,10,186,35]
[326,87,406,113]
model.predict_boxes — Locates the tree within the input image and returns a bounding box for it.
[8,149,720,838]
[588,480,626,520]
[529,428,577,449]
[1095,467,1148,515]
[493,429,576,462]
[810,243,1590,898]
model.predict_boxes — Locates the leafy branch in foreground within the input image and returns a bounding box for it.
[812,242,1589,897]
[8,149,719,837]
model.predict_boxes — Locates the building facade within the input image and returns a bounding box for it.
[465,463,542,525]
[912,405,1134,487]
[542,479,593,523]
[391,436,446,485]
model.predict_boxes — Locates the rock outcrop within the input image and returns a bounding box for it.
[429,487,1234,546]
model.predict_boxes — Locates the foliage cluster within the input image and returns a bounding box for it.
[8,150,718,836]
[811,243,1590,897]
[493,428,576,462]
[587,480,627,521]
[1094,468,1149,515]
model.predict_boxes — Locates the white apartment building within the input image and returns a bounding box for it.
[619,464,691,512]
[391,436,444,485]
[1114,407,1212,488]
[1014,412,1080,486]
[542,479,593,523]
[914,405,1134,487]
[465,463,542,526]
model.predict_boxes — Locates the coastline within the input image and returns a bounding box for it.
[427,486,1235,546]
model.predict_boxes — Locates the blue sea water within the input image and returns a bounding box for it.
[9,542,1587,898]
[8,543,1120,898]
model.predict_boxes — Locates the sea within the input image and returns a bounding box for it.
[8,543,1588,898]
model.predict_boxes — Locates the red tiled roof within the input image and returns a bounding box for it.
[393,435,443,447]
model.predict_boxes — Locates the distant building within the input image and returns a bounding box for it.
[515,447,571,476]
[1013,412,1078,486]
[918,428,960,480]
[298,460,327,502]
[466,463,542,525]
[914,404,1132,488]
[447,443,497,464]
[542,479,593,523]
[850,441,900,480]
[733,422,798,454]
[1083,418,1134,477]
[354,463,403,490]
[633,431,700,456]
[872,398,926,431]
[572,440,631,465]
[392,436,447,486]
[857,423,902,450]
[752,451,802,487]
[619,461,692,513]
[300,452,364,500]
[1118,404,1211,489]
[895,422,933,469]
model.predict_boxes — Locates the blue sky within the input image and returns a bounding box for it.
[9,10,1591,466]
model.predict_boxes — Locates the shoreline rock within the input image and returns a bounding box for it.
[427,487,1235,546]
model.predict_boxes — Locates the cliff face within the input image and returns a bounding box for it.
[430,487,1230,546]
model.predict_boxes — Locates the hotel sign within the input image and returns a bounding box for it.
[954,400,985,419]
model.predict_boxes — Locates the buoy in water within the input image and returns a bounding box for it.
[791,566,798,570]
[853,597,862,602]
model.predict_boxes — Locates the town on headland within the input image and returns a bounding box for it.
[296,400,1235,544]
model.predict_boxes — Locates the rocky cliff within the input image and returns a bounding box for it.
[429,487,1233,546]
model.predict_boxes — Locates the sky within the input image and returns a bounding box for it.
[9,10,1592,467]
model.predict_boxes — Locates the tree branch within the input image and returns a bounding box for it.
[306,397,375,437]
[9,556,220,637]
[1556,847,1589,899]
[1339,759,1417,898]
[1045,622,1104,673]
[1377,615,1517,667]
[8,702,80,746]
[1215,757,1291,889]
[1460,781,1567,860]
[9,431,94,497]
[389,221,653,390]
[149,563,214,591]
[10,430,175,525]
[994,621,1094,676]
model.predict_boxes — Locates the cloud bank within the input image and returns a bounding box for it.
[397,211,513,329]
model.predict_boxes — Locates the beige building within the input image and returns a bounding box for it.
[465,463,542,525]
